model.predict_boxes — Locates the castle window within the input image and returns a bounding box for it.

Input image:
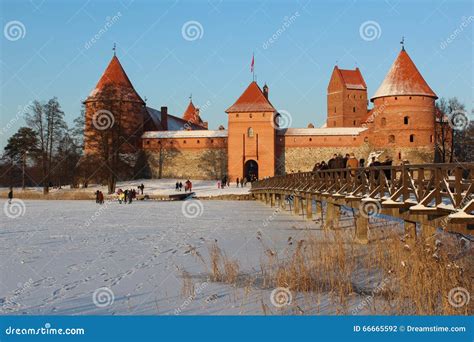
[364,137,369,142]
[334,107,336,113]
[183,140,186,144]
[210,139,214,143]
[145,140,150,145]
[395,97,398,100]
[388,135,395,143]
[247,127,254,138]
[410,134,415,142]
[404,116,409,125]
[249,113,253,118]
[158,140,161,145]
[353,120,356,126]
[333,121,336,126]
[409,96,412,100]
[430,135,433,143]
[236,114,239,118]
[262,113,265,117]
[381,117,387,126]
[309,138,312,142]
[353,107,356,113]
[398,152,402,159]
[197,140,200,144]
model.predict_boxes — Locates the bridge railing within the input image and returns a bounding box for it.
[251,163,474,228]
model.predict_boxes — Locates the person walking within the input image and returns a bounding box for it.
[236,177,239,187]
[240,178,244,187]
[175,181,179,191]
[140,183,144,195]
[95,190,100,203]
[347,153,359,177]
[179,182,183,191]
[7,187,13,204]
[98,191,104,204]
[128,190,133,204]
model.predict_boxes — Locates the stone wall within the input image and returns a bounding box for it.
[280,144,434,173]
[145,148,228,180]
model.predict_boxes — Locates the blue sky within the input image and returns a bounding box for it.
[0,0,472,149]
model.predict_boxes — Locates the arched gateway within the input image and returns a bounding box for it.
[244,160,258,182]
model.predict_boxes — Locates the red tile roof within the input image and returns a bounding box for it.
[182,100,204,125]
[371,49,437,101]
[336,67,367,90]
[226,81,275,113]
[86,56,144,103]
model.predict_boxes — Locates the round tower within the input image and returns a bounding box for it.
[83,55,146,155]
[370,47,437,163]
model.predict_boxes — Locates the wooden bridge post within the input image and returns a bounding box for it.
[306,194,313,220]
[265,193,269,205]
[354,212,369,244]
[294,195,300,215]
[325,202,340,229]
[270,193,275,207]
[280,194,286,210]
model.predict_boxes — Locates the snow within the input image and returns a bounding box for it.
[3,179,250,198]
[0,200,374,315]
[278,127,367,136]
[142,130,228,139]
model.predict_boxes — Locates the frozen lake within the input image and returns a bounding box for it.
[1,199,324,315]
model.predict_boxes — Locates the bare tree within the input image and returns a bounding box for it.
[25,98,66,194]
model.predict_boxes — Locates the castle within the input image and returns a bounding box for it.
[83,46,437,181]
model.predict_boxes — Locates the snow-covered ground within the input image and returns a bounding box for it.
[1,179,250,198]
[1,199,379,315]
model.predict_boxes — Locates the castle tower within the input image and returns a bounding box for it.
[327,66,368,127]
[370,47,437,161]
[226,82,276,181]
[83,55,146,155]
[182,99,208,129]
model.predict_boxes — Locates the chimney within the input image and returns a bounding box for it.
[263,83,269,100]
[160,106,168,130]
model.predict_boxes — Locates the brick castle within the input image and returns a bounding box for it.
[84,46,437,181]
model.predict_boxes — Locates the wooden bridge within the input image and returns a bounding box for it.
[250,163,474,243]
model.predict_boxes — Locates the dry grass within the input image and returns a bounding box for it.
[193,224,473,315]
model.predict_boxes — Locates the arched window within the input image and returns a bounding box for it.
[410,134,415,142]
[247,127,254,138]
[388,135,395,143]
[404,116,409,125]
[381,117,386,126]
[353,107,356,113]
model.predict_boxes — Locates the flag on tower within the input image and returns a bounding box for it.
[250,54,254,73]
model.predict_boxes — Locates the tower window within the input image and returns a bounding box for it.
[388,135,395,143]
[210,139,214,143]
[364,137,369,142]
[430,135,433,143]
[334,107,336,113]
[395,97,398,100]
[410,134,415,142]
[404,116,409,125]
[197,140,200,144]
[247,127,254,138]
[309,138,312,142]
[236,114,239,118]
[353,120,356,126]
[249,113,253,118]
[381,117,387,126]
[183,140,186,144]
[353,107,356,113]
[145,140,150,145]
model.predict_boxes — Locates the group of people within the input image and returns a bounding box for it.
[312,153,394,180]
[235,177,248,188]
[175,180,193,192]
[218,176,230,189]
[116,188,136,204]
[95,190,105,204]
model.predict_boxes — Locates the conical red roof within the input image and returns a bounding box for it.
[86,56,144,103]
[371,49,437,101]
[226,81,275,113]
[182,100,203,125]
